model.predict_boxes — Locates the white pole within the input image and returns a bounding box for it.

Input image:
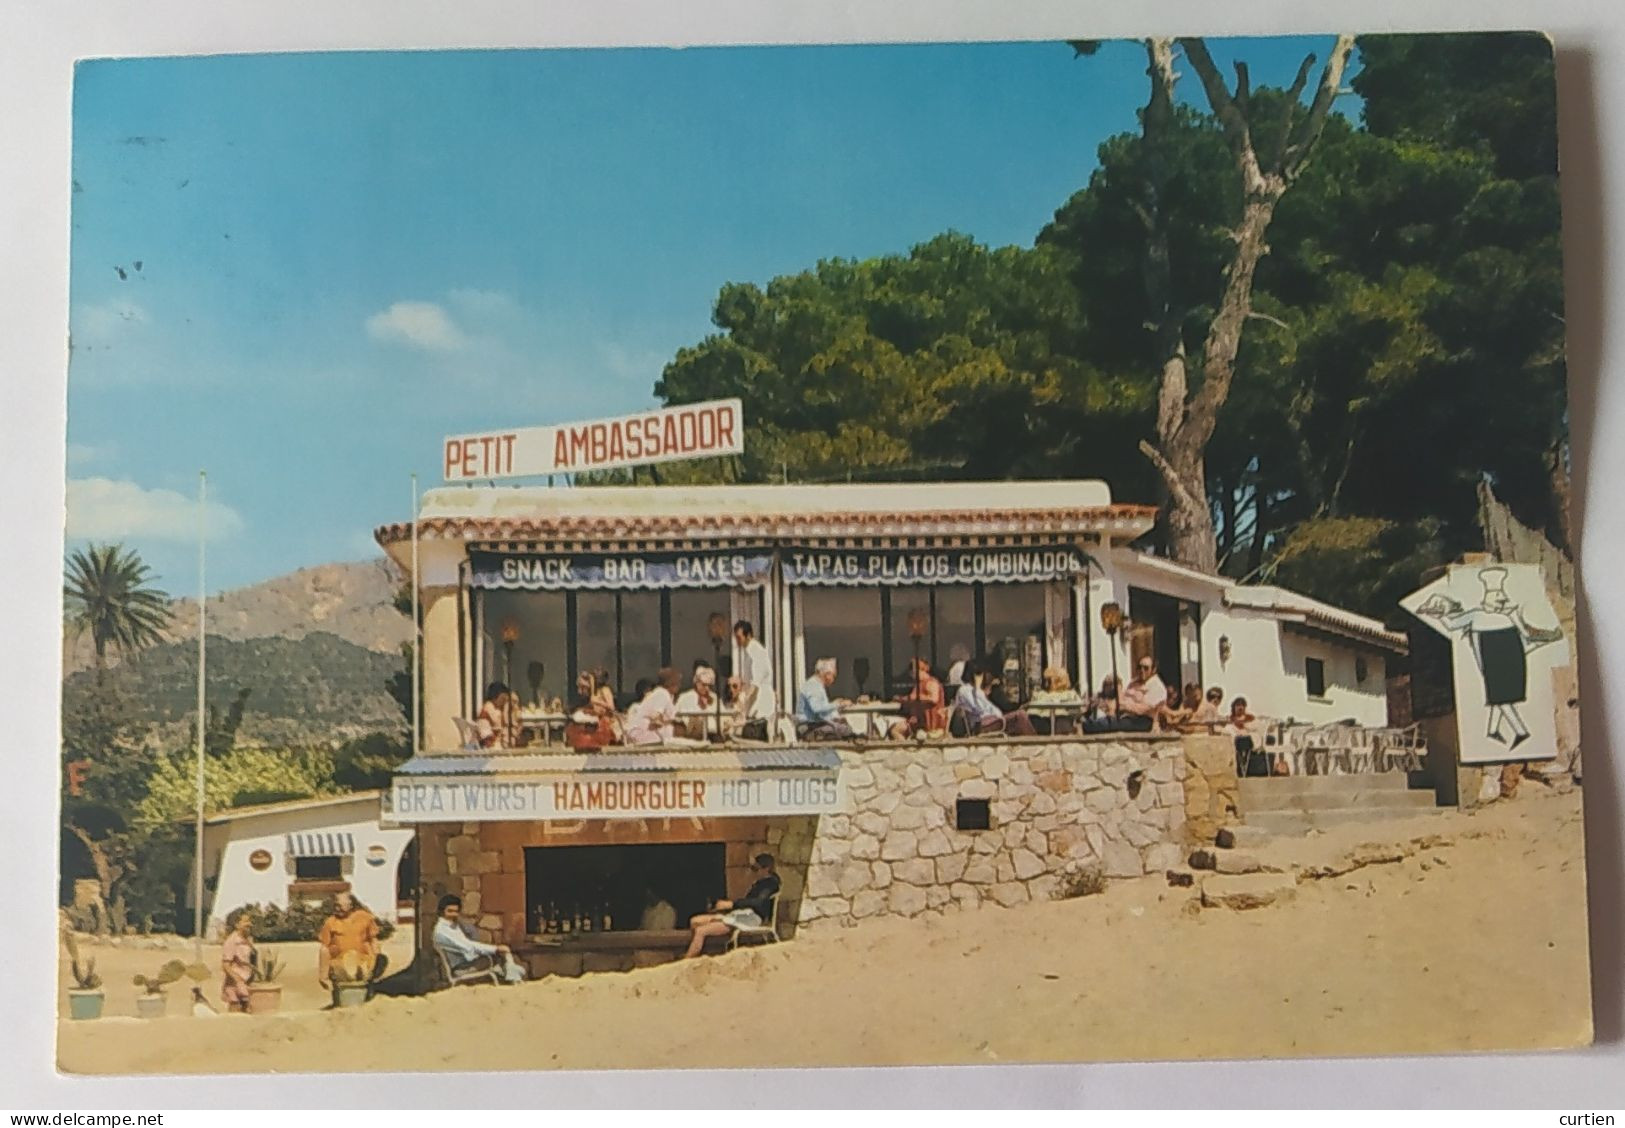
[193,470,207,962]
[411,474,421,758]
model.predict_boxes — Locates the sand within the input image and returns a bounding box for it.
[57,787,1594,1074]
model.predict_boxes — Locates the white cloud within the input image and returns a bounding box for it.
[66,477,244,542]
[365,300,466,351]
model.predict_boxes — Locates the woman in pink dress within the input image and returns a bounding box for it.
[220,912,256,1012]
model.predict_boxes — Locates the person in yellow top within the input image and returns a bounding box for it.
[316,891,388,997]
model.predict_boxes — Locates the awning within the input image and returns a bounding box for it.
[286,832,355,857]
[783,545,1093,587]
[470,549,772,591]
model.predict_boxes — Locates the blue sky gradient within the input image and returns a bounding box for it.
[66,36,1353,593]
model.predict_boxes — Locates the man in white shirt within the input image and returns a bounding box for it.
[1119,656,1169,732]
[733,620,773,690]
[432,895,525,984]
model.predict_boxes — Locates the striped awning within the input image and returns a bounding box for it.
[286,832,355,858]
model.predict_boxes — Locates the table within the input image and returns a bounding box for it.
[1023,700,1089,734]
[518,712,568,747]
[676,709,730,741]
[842,700,903,738]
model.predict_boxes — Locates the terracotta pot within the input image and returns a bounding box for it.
[135,992,166,1019]
[332,983,369,1009]
[67,989,104,1021]
[246,983,282,1015]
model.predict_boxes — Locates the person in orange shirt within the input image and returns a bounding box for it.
[316,891,387,996]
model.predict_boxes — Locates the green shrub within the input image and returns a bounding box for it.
[228,900,395,942]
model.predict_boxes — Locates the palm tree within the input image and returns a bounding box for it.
[64,543,172,681]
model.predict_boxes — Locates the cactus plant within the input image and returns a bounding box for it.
[133,958,209,995]
[64,931,103,991]
[252,950,282,984]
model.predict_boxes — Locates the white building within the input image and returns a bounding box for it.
[197,791,414,939]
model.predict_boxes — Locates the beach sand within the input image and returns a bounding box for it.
[57,787,1593,1074]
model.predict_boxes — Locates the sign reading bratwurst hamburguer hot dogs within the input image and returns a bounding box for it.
[391,770,842,822]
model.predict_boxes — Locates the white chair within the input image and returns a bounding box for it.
[451,717,483,751]
[433,944,500,988]
[725,895,781,952]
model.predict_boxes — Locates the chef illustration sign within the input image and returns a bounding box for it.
[1400,563,1568,764]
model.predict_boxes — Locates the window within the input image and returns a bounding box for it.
[955,798,992,831]
[294,855,342,881]
[982,584,1048,698]
[669,589,732,679]
[480,590,570,707]
[1305,657,1327,699]
[800,588,885,698]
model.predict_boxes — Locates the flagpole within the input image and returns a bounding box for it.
[193,470,207,963]
[411,473,420,758]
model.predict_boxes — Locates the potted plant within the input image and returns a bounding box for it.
[64,932,104,1021]
[329,951,372,1009]
[132,958,209,1019]
[247,950,283,1015]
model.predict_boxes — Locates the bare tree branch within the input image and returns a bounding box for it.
[1139,438,1200,514]
[1179,37,1264,194]
[1283,34,1355,177]
[1246,310,1292,331]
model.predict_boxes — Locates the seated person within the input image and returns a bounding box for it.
[1081,675,1121,734]
[476,681,524,749]
[1160,682,1203,731]
[1117,658,1168,732]
[945,644,971,690]
[1227,696,1271,776]
[1188,685,1225,729]
[675,665,723,740]
[796,658,856,741]
[989,658,1024,714]
[952,662,1037,736]
[565,671,616,750]
[432,895,525,984]
[624,667,682,745]
[683,854,781,958]
[896,656,947,736]
[639,888,678,931]
[1029,667,1086,734]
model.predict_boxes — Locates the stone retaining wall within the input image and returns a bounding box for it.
[797,737,1187,930]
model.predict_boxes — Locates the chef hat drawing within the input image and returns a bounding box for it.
[1478,566,1511,604]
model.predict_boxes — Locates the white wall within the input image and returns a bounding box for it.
[1088,551,1392,726]
[1203,608,1389,725]
[203,800,415,935]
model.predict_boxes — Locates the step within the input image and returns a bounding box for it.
[1245,807,1448,837]
[1245,789,1441,814]
[1199,872,1299,910]
[1237,772,1420,799]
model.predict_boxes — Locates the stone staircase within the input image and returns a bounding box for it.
[1238,772,1441,836]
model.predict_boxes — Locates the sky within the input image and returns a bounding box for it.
[65,36,1356,594]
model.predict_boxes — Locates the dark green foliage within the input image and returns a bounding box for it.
[333,730,412,791]
[228,901,396,942]
[61,632,407,743]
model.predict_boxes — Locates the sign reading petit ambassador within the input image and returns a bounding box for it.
[391,770,842,822]
[444,398,743,482]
